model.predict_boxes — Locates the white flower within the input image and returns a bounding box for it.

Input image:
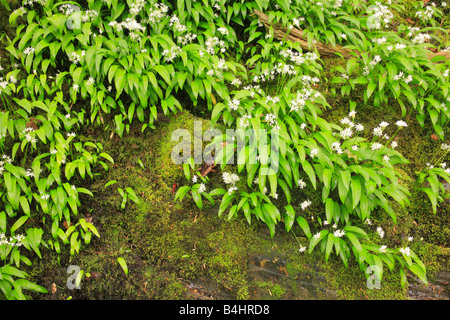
[371,142,383,151]
[395,120,408,128]
[333,229,345,238]
[340,127,353,139]
[408,236,414,242]
[24,47,35,55]
[192,175,198,183]
[86,77,95,86]
[228,98,240,111]
[351,145,359,151]
[379,121,389,128]
[297,179,306,189]
[72,83,79,92]
[222,172,240,185]
[391,141,398,149]
[380,245,387,253]
[50,149,57,155]
[198,183,206,193]
[310,148,318,157]
[377,227,385,238]
[355,123,364,132]
[67,132,76,137]
[228,186,238,195]
[373,127,383,136]
[41,194,50,201]
[298,245,307,253]
[399,247,410,256]
[300,200,312,211]
[313,232,321,240]
[383,155,390,162]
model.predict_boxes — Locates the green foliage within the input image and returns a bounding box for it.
[1,0,448,298]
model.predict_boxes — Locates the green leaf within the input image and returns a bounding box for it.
[350,177,361,209]
[125,187,139,203]
[296,216,311,240]
[308,230,329,253]
[420,188,437,214]
[153,65,171,84]
[346,232,362,253]
[325,233,334,262]
[284,205,295,232]
[117,257,128,276]
[14,279,48,293]
[410,264,427,285]
[191,190,203,209]
[302,160,316,189]
[10,216,29,233]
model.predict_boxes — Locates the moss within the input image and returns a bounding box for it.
[253,281,286,299]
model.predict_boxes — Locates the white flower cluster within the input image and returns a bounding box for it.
[280,49,319,66]
[81,10,99,23]
[242,85,263,98]
[393,71,405,81]
[399,246,410,256]
[178,33,197,46]
[162,46,182,62]
[58,3,78,16]
[297,179,306,189]
[369,2,394,29]
[23,0,46,6]
[69,51,84,64]
[129,0,146,16]
[331,141,344,154]
[12,6,27,17]
[333,229,345,238]
[377,226,385,238]
[169,15,187,33]
[228,98,240,111]
[222,172,240,194]
[407,27,432,44]
[198,183,206,193]
[23,127,37,143]
[301,199,312,211]
[231,78,242,88]
[289,87,318,112]
[292,17,305,28]
[264,113,281,131]
[415,4,436,20]
[238,115,252,128]
[148,3,169,24]
[0,77,9,95]
[0,233,25,247]
[24,47,35,55]
[205,37,227,55]
[386,43,407,52]
[109,18,146,41]
[0,154,13,175]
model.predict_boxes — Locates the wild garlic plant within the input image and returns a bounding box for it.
[414,142,450,214]
[332,27,450,139]
[2,0,445,296]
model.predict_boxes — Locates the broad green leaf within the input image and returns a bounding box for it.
[117,257,128,276]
